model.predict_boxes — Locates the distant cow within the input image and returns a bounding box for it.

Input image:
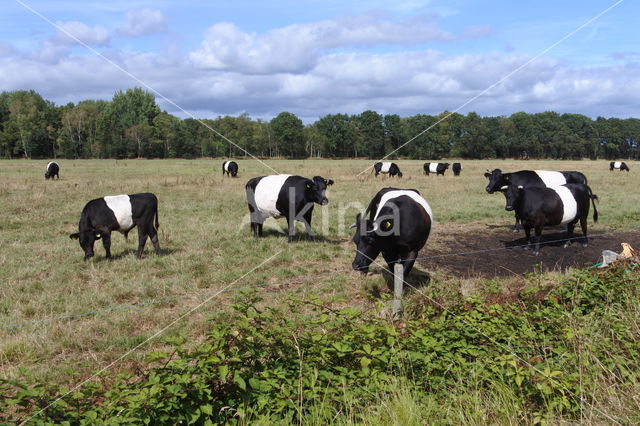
[452,162,462,176]
[485,169,588,232]
[373,162,403,177]
[610,161,630,172]
[423,162,449,176]
[45,162,59,180]
[351,187,432,279]
[69,193,161,260]
[503,183,598,255]
[222,160,239,177]
[246,174,334,242]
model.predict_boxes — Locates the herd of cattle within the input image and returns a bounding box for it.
[40,159,630,277]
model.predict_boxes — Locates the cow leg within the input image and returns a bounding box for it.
[513,216,521,233]
[136,227,148,258]
[533,225,543,255]
[146,223,162,255]
[580,217,589,247]
[286,215,295,243]
[402,250,418,278]
[302,209,314,240]
[564,222,575,248]
[523,225,532,250]
[102,232,112,259]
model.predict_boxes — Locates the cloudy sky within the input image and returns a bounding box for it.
[2,0,638,122]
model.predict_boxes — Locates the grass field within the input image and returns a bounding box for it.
[1,157,639,388]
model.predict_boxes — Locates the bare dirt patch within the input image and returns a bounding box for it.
[420,223,640,279]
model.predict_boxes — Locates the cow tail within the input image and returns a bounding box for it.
[155,202,160,230]
[589,187,598,223]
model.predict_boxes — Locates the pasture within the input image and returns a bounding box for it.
[1,158,640,408]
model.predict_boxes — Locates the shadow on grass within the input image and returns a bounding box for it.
[91,247,177,263]
[502,231,586,250]
[247,229,342,244]
[363,266,431,298]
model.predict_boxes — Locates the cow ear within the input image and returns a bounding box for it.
[69,233,79,240]
[325,179,334,186]
[94,232,102,240]
[483,172,491,178]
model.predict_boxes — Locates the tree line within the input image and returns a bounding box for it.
[1,88,639,160]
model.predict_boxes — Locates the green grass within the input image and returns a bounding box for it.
[0,157,638,386]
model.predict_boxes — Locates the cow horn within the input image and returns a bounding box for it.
[500,185,508,190]
[349,222,357,229]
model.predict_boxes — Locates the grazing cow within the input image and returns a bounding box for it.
[69,193,161,260]
[423,162,449,176]
[351,187,432,279]
[503,183,598,255]
[246,175,334,242]
[452,162,462,176]
[222,160,239,177]
[610,161,630,172]
[45,161,59,180]
[373,162,403,177]
[485,169,588,232]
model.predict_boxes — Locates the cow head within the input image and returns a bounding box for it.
[484,169,508,194]
[306,176,333,206]
[350,213,382,274]
[44,172,51,179]
[443,163,450,169]
[503,185,524,212]
[69,229,102,260]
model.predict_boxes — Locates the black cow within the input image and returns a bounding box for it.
[351,188,432,279]
[485,169,588,232]
[423,162,449,176]
[69,193,161,260]
[246,174,334,242]
[503,183,598,255]
[45,161,59,180]
[373,162,403,177]
[223,160,239,177]
[452,162,462,176]
[610,161,630,172]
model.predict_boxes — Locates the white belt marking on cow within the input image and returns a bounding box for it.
[223,161,230,172]
[374,190,433,222]
[380,162,391,173]
[551,186,577,225]
[46,161,55,171]
[254,174,292,218]
[428,163,438,173]
[104,195,134,231]
[535,170,566,187]
[614,161,621,168]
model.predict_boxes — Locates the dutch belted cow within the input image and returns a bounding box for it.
[610,161,630,172]
[222,160,239,177]
[485,169,588,232]
[423,162,449,176]
[452,162,462,176]
[45,161,59,180]
[373,162,403,177]
[503,183,598,255]
[69,193,161,260]
[246,174,334,242]
[351,187,433,279]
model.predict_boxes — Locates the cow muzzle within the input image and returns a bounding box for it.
[352,262,368,274]
[321,198,329,206]
[505,205,514,211]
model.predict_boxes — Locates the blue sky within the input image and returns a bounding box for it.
[1,0,638,122]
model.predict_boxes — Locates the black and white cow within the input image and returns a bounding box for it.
[222,160,239,177]
[610,161,630,172]
[351,187,432,279]
[45,161,59,180]
[452,162,462,176]
[69,193,161,260]
[485,169,588,232]
[373,162,403,177]
[245,175,334,242]
[423,162,449,176]
[503,183,598,255]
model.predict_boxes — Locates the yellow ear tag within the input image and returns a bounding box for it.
[383,220,391,230]
[95,233,101,238]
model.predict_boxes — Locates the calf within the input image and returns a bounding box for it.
[423,162,449,176]
[373,162,403,177]
[351,187,432,279]
[246,174,334,242]
[69,193,161,260]
[610,161,630,172]
[45,161,59,180]
[222,160,239,177]
[452,162,462,176]
[485,168,588,232]
[503,183,598,255]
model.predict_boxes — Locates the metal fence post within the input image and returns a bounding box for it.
[392,263,404,318]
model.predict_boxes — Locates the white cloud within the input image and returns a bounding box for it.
[53,21,110,46]
[118,8,167,37]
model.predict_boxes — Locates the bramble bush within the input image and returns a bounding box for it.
[1,263,638,424]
